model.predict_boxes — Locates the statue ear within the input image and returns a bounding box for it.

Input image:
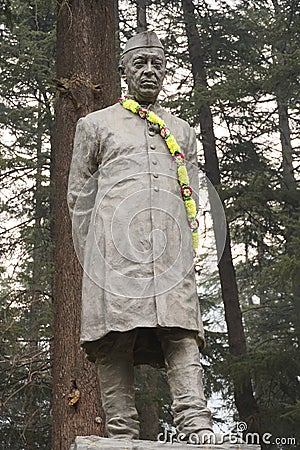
[118,64,126,81]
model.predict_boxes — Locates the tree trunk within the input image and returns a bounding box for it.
[272,0,300,345]
[26,93,44,440]
[114,0,121,97]
[30,93,43,350]
[277,95,300,344]
[181,0,260,433]
[276,93,300,345]
[52,2,116,449]
[136,0,147,32]
[135,366,159,440]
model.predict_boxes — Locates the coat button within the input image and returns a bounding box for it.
[150,144,156,150]
[154,186,159,192]
[153,173,158,178]
[152,160,157,165]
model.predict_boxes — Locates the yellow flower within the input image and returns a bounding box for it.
[147,111,165,127]
[124,99,139,113]
[185,199,197,218]
[192,231,199,250]
[177,165,189,186]
[165,135,180,155]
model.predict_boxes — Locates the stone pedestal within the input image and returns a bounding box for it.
[70,436,261,450]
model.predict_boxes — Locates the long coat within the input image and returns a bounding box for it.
[67,101,205,365]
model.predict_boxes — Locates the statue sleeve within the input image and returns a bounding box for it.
[67,117,99,261]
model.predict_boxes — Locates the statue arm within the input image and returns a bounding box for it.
[67,117,99,261]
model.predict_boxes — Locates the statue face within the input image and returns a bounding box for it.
[122,48,166,104]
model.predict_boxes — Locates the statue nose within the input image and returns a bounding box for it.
[144,62,154,74]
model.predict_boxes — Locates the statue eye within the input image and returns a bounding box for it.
[133,60,144,68]
[153,61,163,69]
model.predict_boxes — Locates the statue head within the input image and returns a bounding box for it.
[119,31,166,105]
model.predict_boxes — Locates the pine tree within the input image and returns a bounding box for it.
[227,1,300,444]
[0,1,55,447]
[180,0,260,433]
[52,1,116,449]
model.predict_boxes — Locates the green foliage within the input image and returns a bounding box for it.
[0,0,55,448]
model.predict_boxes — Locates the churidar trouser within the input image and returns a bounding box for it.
[95,328,213,439]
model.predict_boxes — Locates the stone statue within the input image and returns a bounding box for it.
[67,30,216,444]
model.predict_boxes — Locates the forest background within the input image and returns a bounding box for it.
[0,0,299,449]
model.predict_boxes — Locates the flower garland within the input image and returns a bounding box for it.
[118,97,199,250]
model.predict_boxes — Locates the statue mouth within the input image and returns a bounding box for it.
[141,80,157,87]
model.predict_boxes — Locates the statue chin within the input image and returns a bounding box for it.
[135,91,159,105]
[128,85,160,105]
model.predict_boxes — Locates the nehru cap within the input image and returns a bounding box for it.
[122,31,164,56]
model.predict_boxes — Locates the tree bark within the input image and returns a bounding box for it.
[52,2,116,449]
[271,0,300,345]
[181,0,260,433]
[136,0,147,32]
[135,366,159,441]
[277,97,300,344]
[115,0,122,97]
[276,90,300,348]
[26,93,44,439]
